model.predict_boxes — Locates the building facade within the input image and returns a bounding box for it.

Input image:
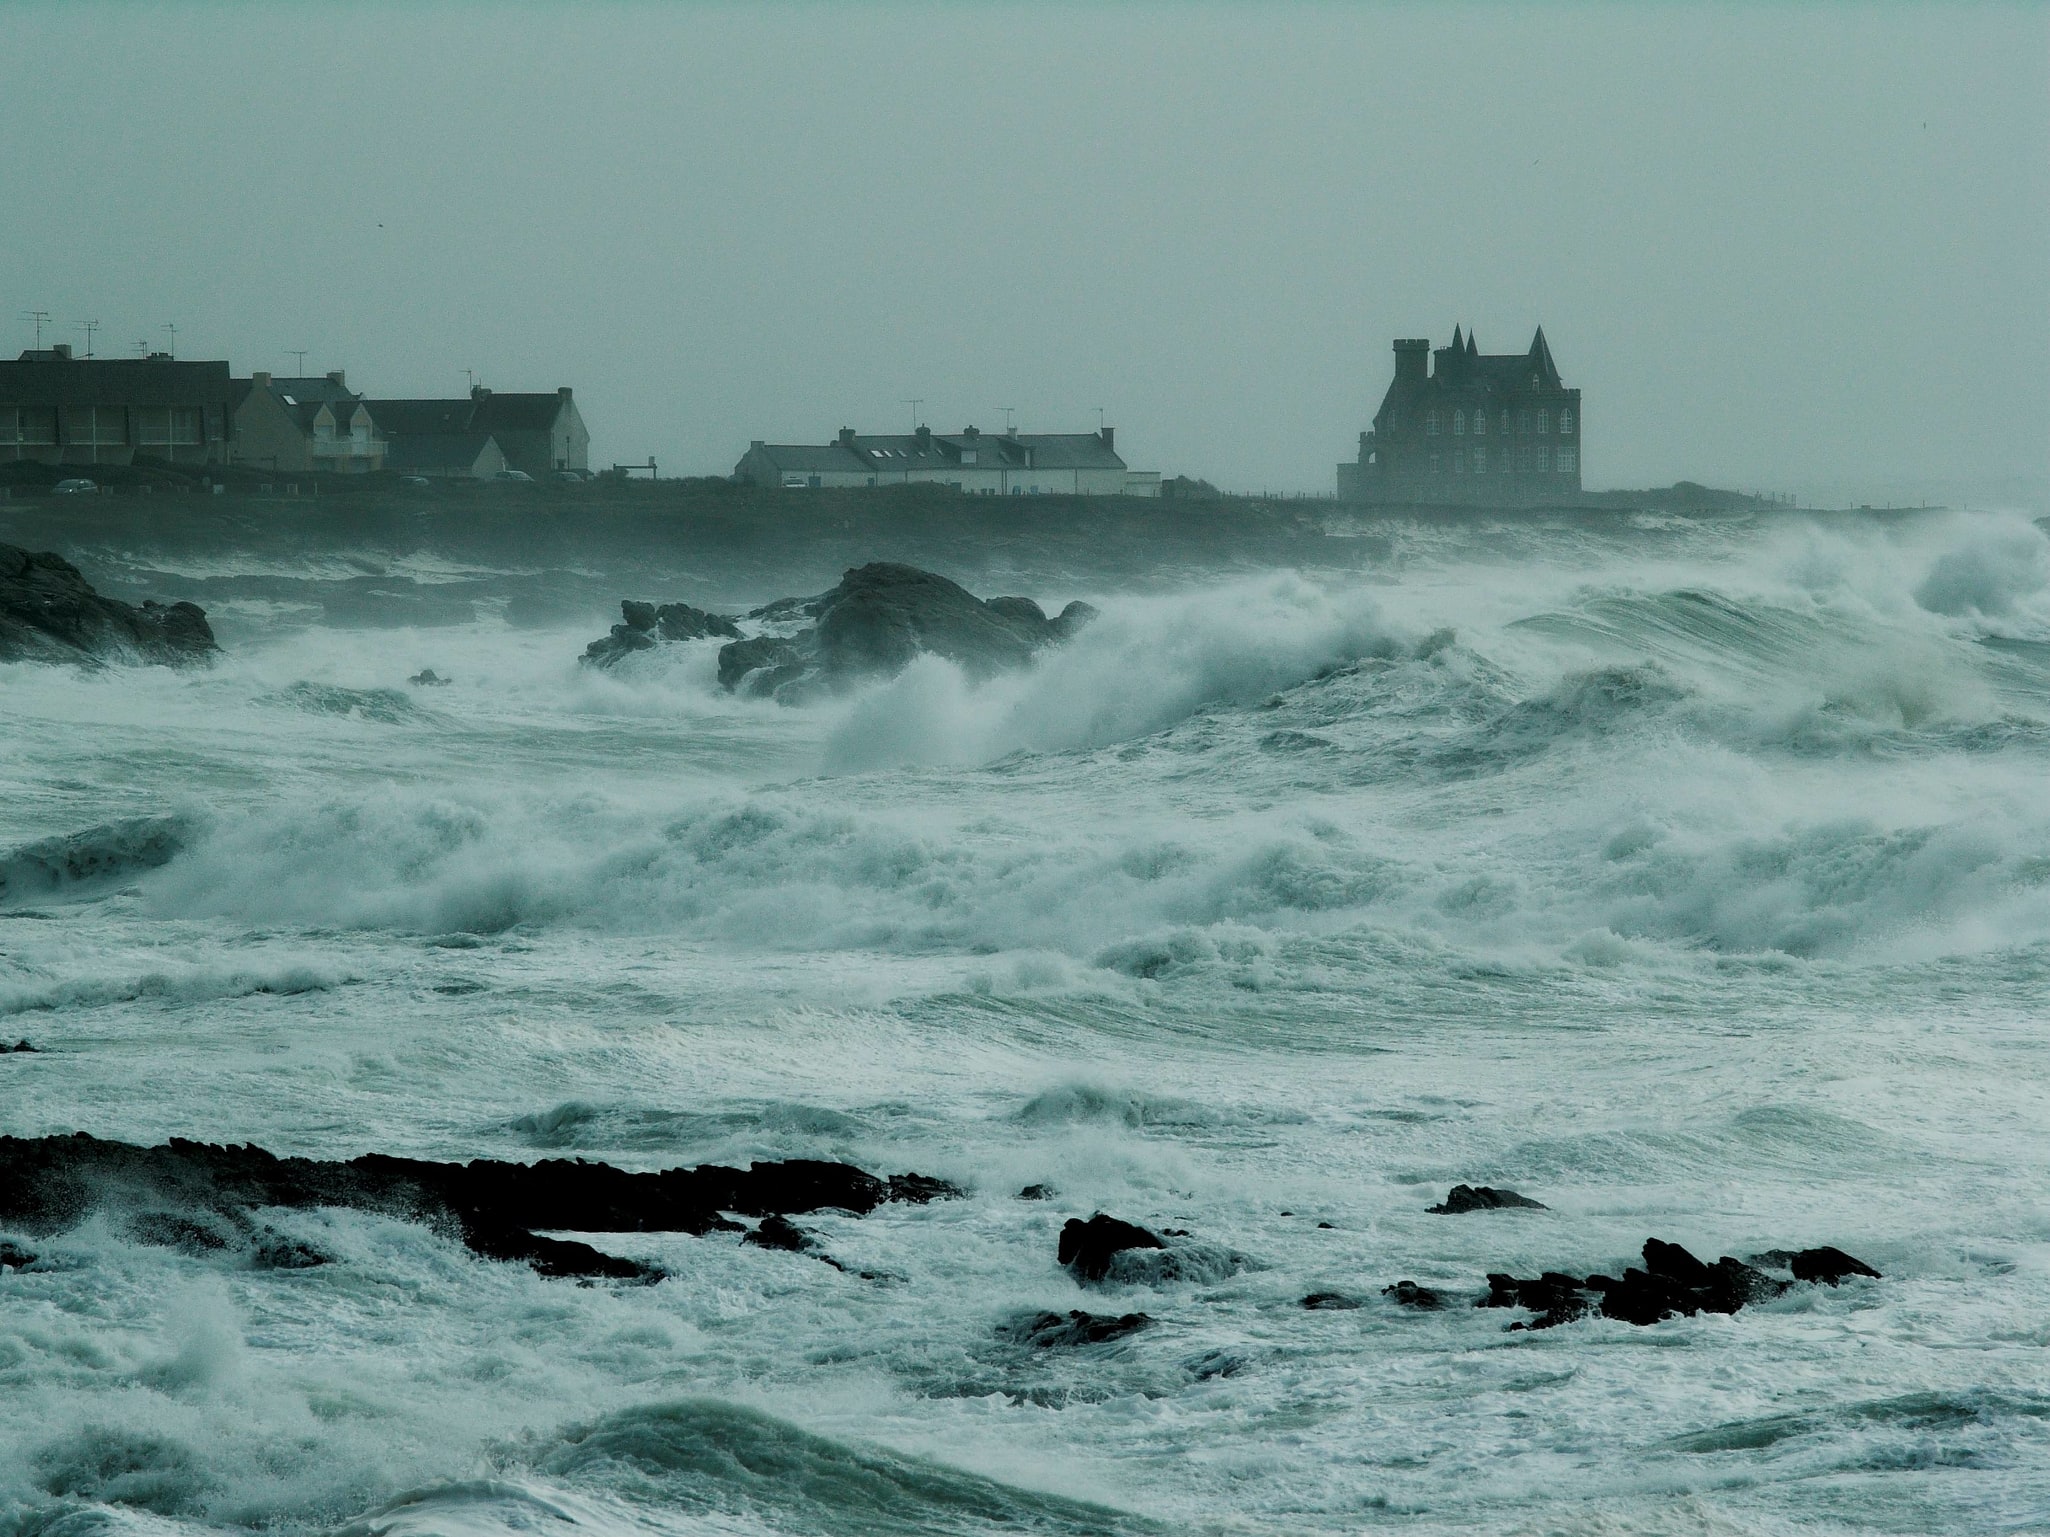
[734,424,1158,496]
[0,346,237,468]
[231,371,387,473]
[365,386,586,478]
[1339,327,1581,504]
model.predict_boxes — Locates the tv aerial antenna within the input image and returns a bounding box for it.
[286,349,309,374]
[19,310,51,348]
[1000,406,1015,432]
[904,397,923,430]
[75,319,99,357]
[161,323,177,357]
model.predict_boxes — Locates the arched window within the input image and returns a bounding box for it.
[1453,410,1465,436]
[1425,411,1440,437]
[1560,408,1573,435]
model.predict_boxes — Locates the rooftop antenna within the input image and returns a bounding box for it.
[904,397,923,430]
[286,349,309,374]
[161,323,177,357]
[463,368,478,393]
[75,319,99,358]
[19,310,51,348]
[1000,406,1016,432]
[134,338,151,357]
[1095,406,1105,432]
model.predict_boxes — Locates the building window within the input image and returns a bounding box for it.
[1472,447,1486,474]
[1499,409,1510,435]
[1537,409,1551,434]
[64,406,126,445]
[1453,410,1465,436]
[1557,448,1577,473]
[1559,408,1573,435]
[1429,453,1441,474]
[0,407,16,445]
[1537,448,1551,472]
[1519,446,1534,473]
[1426,411,1440,436]
[1516,409,1530,436]
[1473,410,1485,436]
[1453,450,1466,473]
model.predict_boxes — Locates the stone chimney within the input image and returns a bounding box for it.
[326,369,347,389]
[1099,425,1115,451]
[838,427,856,446]
[252,370,271,388]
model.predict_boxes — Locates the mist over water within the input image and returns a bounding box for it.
[4,508,2050,1535]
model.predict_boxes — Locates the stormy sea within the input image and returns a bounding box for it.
[3,503,2048,1536]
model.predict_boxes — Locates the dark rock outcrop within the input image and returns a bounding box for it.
[0,1240,39,1269]
[1428,1184,1547,1214]
[717,564,1097,701]
[998,1309,1152,1348]
[1300,1291,1363,1310]
[0,1133,957,1283]
[1478,1238,1874,1330]
[0,543,216,666]
[408,669,450,686]
[1,1040,36,1054]
[1017,1183,1055,1201]
[581,599,743,668]
[1057,1213,1166,1283]
[1383,1280,1447,1310]
[742,1215,816,1253]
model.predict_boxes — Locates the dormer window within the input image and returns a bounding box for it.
[1453,410,1466,436]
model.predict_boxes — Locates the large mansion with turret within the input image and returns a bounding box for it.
[1339,327,1580,504]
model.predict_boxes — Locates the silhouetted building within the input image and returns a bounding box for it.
[735,424,1158,496]
[1339,327,1580,504]
[0,345,236,468]
[364,386,587,478]
[231,370,387,473]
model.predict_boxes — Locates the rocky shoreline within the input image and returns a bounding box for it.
[0,542,216,667]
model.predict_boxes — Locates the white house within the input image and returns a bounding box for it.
[735,425,1159,496]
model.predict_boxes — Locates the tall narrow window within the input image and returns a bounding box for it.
[1453,410,1466,436]
[1537,409,1551,434]
[1473,410,1485,436]
[1499,409,1510,435]
[1556,448,1577,473]
[1472,447,1486,474]
[1430,453,1442,474]
[1559,409,1573,434]
[1426,411,1440,437]
[1537,448,1551,472]
[1453,449,1466,473]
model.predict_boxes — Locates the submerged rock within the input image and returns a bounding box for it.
[1,1040,36,1054]
[743,1215,816,1253]
[998,1309,1152,1348]
[1478,1237,1868,1330]
[1383,1280,1448,1310]
[408,668,450,686]
[716,563,1097,702]
[1057,1213,1166,1284]
[581,599,743,668]
[0,542,216,666]
[0,815,192,904]
[0,1133,958,1284]
[1428,1184,1547,1214]
[1300,1291,1364,1310]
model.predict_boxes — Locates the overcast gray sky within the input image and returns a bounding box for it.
[3,3,2045,502]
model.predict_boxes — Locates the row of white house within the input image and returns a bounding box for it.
[734,424,1160,497]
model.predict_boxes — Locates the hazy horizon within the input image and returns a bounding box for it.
[4,2,2046,504]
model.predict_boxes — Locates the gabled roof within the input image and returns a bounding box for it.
[747,443,874,475]
[468,392,571,433]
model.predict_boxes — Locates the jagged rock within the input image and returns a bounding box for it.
[408,669,450,686]
[251,1231,329,1270]
[1428,1184,1547,1214]
[887,1172,965,1205]
[1300,1291,1363,1310]
[581,599,742,668]
[743,1215,815,1253]
[1383,1280,1447,1310]
[999,1309,1152,1348]
[1,1040,35,1054]
[1017,1183,1055,1201]
[0,1241,38,1268]
[1479,1238,1855,1330]
[1790,1245,1882,1285]
[0,542,216,666]
[716,564,1096,701]
[0,1133,957,1284]
[1057,1212,1165,1284]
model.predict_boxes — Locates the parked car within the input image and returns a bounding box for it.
[399,475,430,487]
[493,469,533,483]
[52,478,98,495]
[554,470,584,483]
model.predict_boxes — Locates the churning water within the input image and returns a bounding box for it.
[2,508,2048,1535]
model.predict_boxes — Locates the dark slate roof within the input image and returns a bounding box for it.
[0,356,236,406]
[360,399,480,437]
[269,376,357,406]
[747,443,875,475]
[468,392,570,433]
[386,431,500,471]
[362,392,569,441]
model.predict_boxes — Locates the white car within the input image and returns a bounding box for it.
[493,469,534,483]
[52,478,98,494]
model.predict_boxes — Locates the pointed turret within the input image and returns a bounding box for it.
[1467,331,1479,358]
[1451,324,1464,352]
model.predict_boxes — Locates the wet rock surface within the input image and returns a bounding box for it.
[998,1310,1153,1348]
[0,542,216,666]
[1428,1184,1548,1214]
[0,1134,956,1283]
[1479,1238,1876,1329]
[581,599,743,668]
[718,563,1097,701]
[1057,1213,1166,1284]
